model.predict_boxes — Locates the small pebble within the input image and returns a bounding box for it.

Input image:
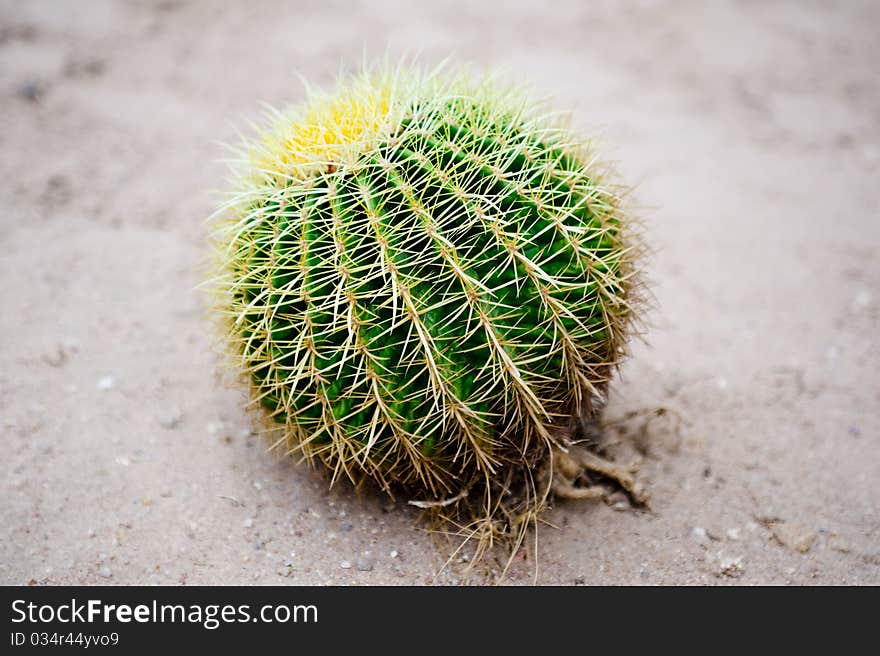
[98,566,112,579]
[61,336,80,353]
[276,566,293,578]
[389,550,399,559]
[87,528,96,538]
[726,528,741,541]
[853,290,871,310]
[42,346,67,367]
[157,409,183,430]
[96,375,115,391]
[340,561,352,570]
[242,517,253,528]
[770,521,817,554]
[691,527,709,546]
[828,534,850,553]
[17,80,44,102]
[355,558,373,572]
[718,555,744,578]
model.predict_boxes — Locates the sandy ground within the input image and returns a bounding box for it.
[2,0,878,586]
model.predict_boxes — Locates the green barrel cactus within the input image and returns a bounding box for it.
[210,63,640,518]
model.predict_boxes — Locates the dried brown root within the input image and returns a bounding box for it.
[425,442,650,583]
[419,413,652,582]
[550,479,606,500]
[546,445,649,507]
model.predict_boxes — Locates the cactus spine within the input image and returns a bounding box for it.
[211,64,639,514]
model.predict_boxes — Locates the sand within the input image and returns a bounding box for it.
[1,0,878,585]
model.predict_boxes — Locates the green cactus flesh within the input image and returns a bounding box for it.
[213,68,637,496]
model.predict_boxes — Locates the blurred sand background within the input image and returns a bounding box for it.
[1,0,878,585]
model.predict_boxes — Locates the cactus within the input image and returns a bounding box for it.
[209,63,642,544]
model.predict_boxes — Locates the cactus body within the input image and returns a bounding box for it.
[211,66,638,499]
